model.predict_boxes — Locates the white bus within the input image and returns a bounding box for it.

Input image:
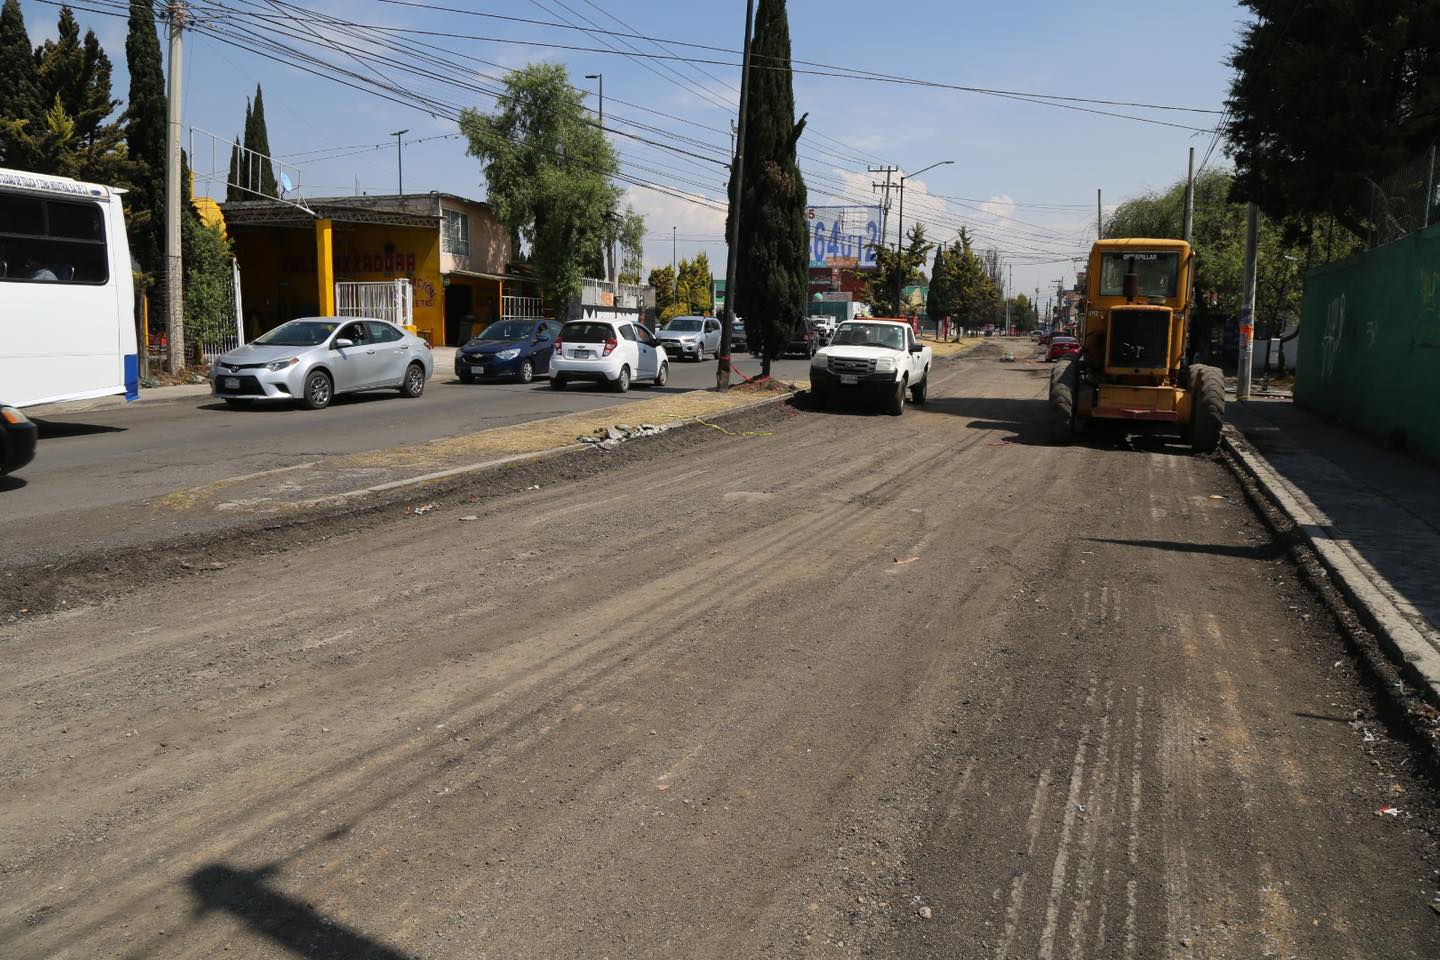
[0,167,139,408]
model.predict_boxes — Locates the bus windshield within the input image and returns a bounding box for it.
[1098,251,1179,298]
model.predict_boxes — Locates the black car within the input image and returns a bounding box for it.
[786,318,817,358]
[455,319,563,384]
[729,318,748,352]
[1,402,38,476]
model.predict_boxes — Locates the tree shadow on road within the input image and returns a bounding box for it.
[1083,537,1286,561]
[187,859,414,960]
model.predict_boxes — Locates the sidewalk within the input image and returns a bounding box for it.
[1225,397,1440,701]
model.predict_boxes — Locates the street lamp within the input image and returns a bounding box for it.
[585,73,603,127]
[389,129,408,195]
[895,159,954,316]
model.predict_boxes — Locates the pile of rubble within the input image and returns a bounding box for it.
[578,423,665,451]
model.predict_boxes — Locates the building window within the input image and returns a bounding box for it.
[442,208,470,257]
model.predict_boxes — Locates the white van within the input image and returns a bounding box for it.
[0,167,139,408]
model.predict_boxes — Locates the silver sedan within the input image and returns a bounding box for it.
[211,317,433,410]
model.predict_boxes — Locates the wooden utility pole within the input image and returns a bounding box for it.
[1096,188,1103,240]
[716,0,755,392]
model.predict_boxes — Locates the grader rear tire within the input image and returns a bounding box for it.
[1048,360,1077,444]
[1190,364,1226,453]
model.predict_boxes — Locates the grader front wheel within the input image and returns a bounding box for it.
[1190,365,1226,453]
[1048,360,1077,444]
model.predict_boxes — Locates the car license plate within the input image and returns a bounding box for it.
[576,350,593,359]
[223,377,240,390]
[470,365,485,375]
[840,374,858,385]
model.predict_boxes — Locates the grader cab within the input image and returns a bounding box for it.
[1047,238,1225,452]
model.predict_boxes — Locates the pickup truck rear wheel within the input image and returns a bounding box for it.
[910,369,929,404]
[888,376,907,416]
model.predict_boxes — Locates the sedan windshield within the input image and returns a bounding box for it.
[474,321,536,342]
[253,320,338,347]
[663,317,704,332]
[831,322,905,350]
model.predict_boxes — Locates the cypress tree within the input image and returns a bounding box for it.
[35,7,117,144]
[237,100,252,194]
[225,133,242,201]
[243,84,278,198]
[0,0,43,167]
[726,0,808,377]
[125,0,167,281]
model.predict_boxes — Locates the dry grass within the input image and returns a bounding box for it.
[334,388,788,470]
[925,337,983,358]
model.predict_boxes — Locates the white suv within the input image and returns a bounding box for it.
[550,319,670,392]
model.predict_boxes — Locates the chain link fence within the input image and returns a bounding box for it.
[1370,143,1438,248]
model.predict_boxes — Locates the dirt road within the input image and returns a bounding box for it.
[2,343,1436,958]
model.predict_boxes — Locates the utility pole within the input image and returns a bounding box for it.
[716,0,755,392]
[895,160,954,315]
[1096,188,1103,240]
[390,129,408,195]
[163,0,186,373]
[869,165,897,246]
[1182,146,1195,244]
[1237,201,1260,400]
[672,225,677,276]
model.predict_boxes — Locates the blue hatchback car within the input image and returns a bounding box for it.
[455,319,563,384]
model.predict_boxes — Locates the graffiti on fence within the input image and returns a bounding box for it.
[1321,293,1346,379]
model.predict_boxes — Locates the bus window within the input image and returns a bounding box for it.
[0,195,109,284]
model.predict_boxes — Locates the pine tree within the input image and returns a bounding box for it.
[727,0,808,377]
[35,7,118,146]
[0,0,43,167]
[242,85,278,198]
[125,0,166,281]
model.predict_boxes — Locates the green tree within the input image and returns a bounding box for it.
[614,205,646,284]
[225,133,242,202]
[242,85,277,198]
[35,7,118,148]
[1225,0,1440,240]
[862,223,932,317]
[727,0,809,377]
[233,100,252,195]
[925,240,958,330]
[461,63,621,310]
[947,228,997,333]
[679,252,713,315]
[125,0,166,282]
[0,0,43,167]
[182,214,235,351]
[647,265,675,314]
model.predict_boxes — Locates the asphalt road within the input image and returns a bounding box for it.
[2,343,1436,958]
[0,352,815,529]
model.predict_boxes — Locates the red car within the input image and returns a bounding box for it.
[1047,336,1080,362]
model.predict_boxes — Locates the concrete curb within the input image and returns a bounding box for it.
[1222,425,1440,706]
[281,389,798,510]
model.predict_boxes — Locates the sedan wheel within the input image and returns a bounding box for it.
[611,365,631,393]
[519,359,535,384]
[301,370,333,410]
[400,362,425,398]
[654,361,668,387]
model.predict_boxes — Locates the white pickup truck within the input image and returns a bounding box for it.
[808,319,932,415]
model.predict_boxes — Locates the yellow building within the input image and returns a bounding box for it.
[221,192,534,346]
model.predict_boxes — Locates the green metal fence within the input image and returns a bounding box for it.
[1295,223,1440,462]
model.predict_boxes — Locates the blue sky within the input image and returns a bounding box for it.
[21,0,1247,304]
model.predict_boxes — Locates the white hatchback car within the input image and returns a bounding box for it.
[550,319,669,392]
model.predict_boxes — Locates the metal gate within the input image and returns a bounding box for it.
[335,280,414,327]
[196,258,246,363]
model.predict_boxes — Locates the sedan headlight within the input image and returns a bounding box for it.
[495,348,521,361]
[873,357,896,373]
[265,357,299,371]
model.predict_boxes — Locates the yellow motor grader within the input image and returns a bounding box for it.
[1048,238,1225,452]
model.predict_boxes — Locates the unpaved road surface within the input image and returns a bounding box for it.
[3,342,1437,958]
